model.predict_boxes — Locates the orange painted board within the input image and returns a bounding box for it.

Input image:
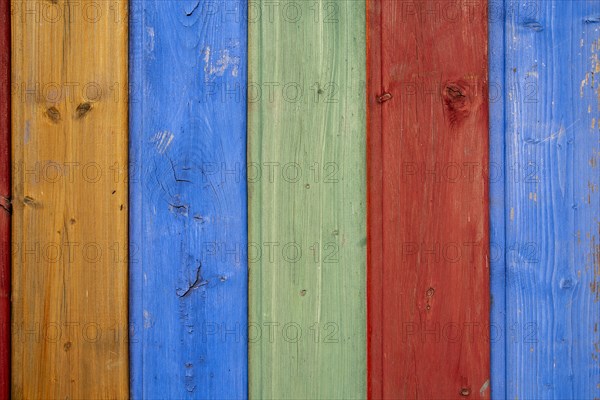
[11,1,129,397]
[0,0,10,397]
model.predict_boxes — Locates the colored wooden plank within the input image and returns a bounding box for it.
[129,1,248,398]
[503,1,600,398]
[0,0,9,397]
[488,1,507,398]
[367,0,491,398]
[248,1,366,398]
[11,1,129,398]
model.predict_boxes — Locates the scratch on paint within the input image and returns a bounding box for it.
[479,379,490,396]
[539,126,566,143]
[151,131,174,154]
[202,46,240,81]
[526,125,570,145]
[146,26,155,53]
[143,310,153,329]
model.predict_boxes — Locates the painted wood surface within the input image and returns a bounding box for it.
[488,0,507,398]
[11,1,129,397]
[129,1,248,398]
[367,0,490,398]
[501,1,600,398]
[0,0,10,397]
[248,1,367,398]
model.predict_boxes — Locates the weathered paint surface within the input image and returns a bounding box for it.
[248,1,367,398]
[129,1,248,398]
[367,0,490,398]
[500,1,600,398]
[11,1,129,398]
[0,0,9,397]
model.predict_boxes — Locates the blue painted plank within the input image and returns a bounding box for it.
[488,1,507,398]
[503,1,600,398]
[129,1,247,398]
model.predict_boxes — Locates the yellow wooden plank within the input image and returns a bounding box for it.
[11,1,128,397]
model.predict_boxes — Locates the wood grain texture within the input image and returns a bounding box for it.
[0,0,10,397]
[503,1,600,398]
[129,1,248,398]
[488,0,506,397]
[367,0,490,398]
[248,1,366,398]
[11,1,128,398]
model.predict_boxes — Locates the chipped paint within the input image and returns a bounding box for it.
[202,46,240,80]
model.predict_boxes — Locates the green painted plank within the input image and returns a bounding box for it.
[248,1,366,398]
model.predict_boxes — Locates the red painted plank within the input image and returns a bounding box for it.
[367,1,490,398]
[0,0,10,397]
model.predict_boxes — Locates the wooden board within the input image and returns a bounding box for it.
[502,1,600,397]
[11,1,129,397]
[0,0,10,397]
[488,0,507,397]
[129,1,248,398]
[367,0,490,398]
[248,1,367,398]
